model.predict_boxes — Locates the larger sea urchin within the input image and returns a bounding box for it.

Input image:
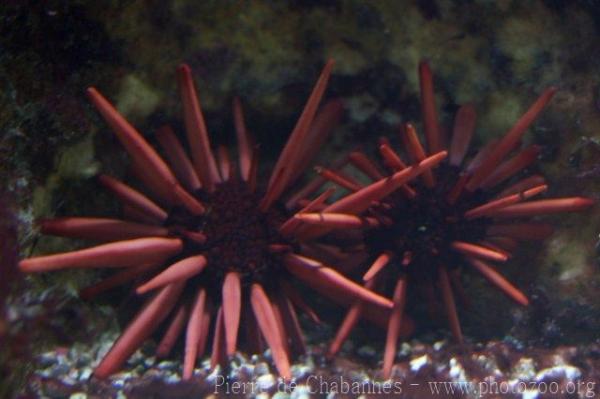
[17,61,418,380]
[294,61,595,378]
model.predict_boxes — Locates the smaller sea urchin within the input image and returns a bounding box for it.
[18,61,403,380]
[293,61,595,378]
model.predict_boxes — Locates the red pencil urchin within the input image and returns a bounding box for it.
[17,60,399,381]
[292,61,595,378]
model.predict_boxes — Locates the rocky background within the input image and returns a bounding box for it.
[1,1,600,397]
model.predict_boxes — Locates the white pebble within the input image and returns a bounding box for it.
[254,362,270,376]
[409,354,430,372]
[291,364,312,380]
[291,385,312,399]
[522,389,539,399]
[511,357,536,381]
[448,357,467,381]
[535,365,581,382]
[256,374,276,392]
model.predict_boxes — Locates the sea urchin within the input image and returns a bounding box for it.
[17,61,404,380]
[293,61,595,379]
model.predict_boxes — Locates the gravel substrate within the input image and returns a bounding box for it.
[18,337,600,399]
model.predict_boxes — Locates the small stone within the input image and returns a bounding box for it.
[511,357,536,381]
[263,348,273,360]
[62,376,77,386]
[38,351,58,367]
[474,354,502,377]
[55,351,68,364]
[111,377,126,389]
[128,350,145,364]
[231,352,248,366]
[433,340,446,351]
[291,385,312,399]
[291,364,312,380]
[357,345,376,358]
[348,370,370,382]
[522,389,539,399]
[254,362,270,376]
[206,366,222,385]
[409,354,430,372]
[200,358,212,369]
[95,342,113,363]
[50,363,70,377]
[143,369,161,379]
[37,367,53,378]
[503,335,525,351]
[144,356,156,368]
[157,360,177,371]
[535,365,581,382]
[448,357,467,381]
[237,363,255,379]
[256,374,276,392]
[132,364,146,376]
[62,368,79,385]
[551,354,566,366]
[165,373,181,383]
[398,342,412,357]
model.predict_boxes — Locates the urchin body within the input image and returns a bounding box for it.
[363,166,491,284]
[184,179,287,286]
